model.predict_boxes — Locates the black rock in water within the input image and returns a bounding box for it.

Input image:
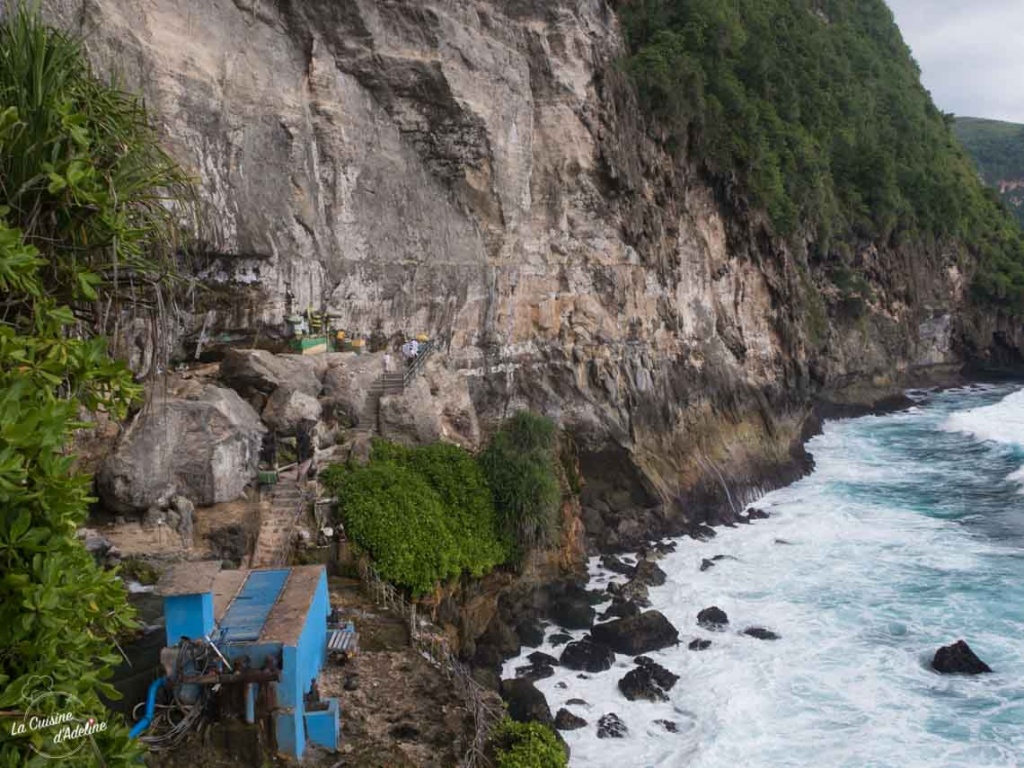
[560,637,615,673]
[655,719,680,733]
[633,559,667,587]
[600,597,641,621]
[548,632,573,647]
[597,713,628,739]
[688,639,712,651]
[932,640,992,675]
[515,618,547,648]
[618,658,679,702]
[743,627,780,641]
[697,606,729,629]
[600,555,636,576]
[549,586,597,630]
[527,651,559,667]
[591,610,679,655]
[554,708,588,731]
[700,558,716,572]
[746,507,771,520]
[501,679,554,726]
[565,698,589,707]
[515,663,555,682]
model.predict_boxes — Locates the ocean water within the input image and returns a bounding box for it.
[504,384,1024,768]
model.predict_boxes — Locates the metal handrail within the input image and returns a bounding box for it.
[402,339,436,389]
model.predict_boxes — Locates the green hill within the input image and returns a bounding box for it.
[954,117,1024,228]
[617,0,1024,311]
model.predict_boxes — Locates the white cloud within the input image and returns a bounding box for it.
[886,0,1024,123]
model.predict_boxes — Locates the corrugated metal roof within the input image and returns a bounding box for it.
[218,569,290,643]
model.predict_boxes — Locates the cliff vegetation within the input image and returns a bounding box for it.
[955,117,1024,229]
[618,0,1024,311]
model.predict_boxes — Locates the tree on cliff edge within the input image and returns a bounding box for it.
[0,7,193,766]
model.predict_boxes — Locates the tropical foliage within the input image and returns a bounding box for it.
[322,440,509,595]
[954,117,1024,229]
[479,411,562,563]
[490,719,568,768]
[618,0,1024,311]
[0,7,192,765]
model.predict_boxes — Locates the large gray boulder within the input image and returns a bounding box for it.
[98,384,265,513]
[320,352,385,427]
[262,387,322,435]
[220,349,323,398]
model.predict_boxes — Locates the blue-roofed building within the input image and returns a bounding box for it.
[155,562,339,759]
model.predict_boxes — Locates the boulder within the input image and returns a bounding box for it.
[98,384,265,513]
[554,708,587,731]
[220,349,323,398]
[501,679,553,727]
[600,555,636,577]
[379,377,444,446]
[548,632,573,647]
[700,558,716,572]
[565,699,589,707]
[516,619,547,649]
[743,627,780,641]
[560,638,615,673]
[591,611,679,655]
[549,591,596,630]
[932,640,992,675]
[607,579,650,607]
[688,639,712,651]
[515,664,555,683]
[697,606,729,630]
[262,388,322,435]
[599,598,640,621]
[596,713,628,739]
[745,507,771,520]
[617,658,678,702]
[527,651,559,667]
[655,720,679,733]
[632,559,667,587]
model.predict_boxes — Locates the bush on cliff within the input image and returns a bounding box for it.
[490,718,568,768]
[322,440,508,595]
[0,7,193,766]
[480,411,562,563]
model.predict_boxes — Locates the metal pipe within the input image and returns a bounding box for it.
[244,683,256,725]
[129,677,167,739]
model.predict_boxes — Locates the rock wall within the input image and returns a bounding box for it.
[44,0,971,540]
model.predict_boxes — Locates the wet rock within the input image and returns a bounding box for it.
[774,539,793,545]
[743,627,780,641]
[596,713,628,739]
[655,719,679,733]
[516,619,546,649]
[527,651,559,667]
[691,525,717,541]
[560,638,615,673]
[565,699,589,707]
[548,632,573,647]
[600,555,636,576]
[515,663,555,682]
[501,679,554,726]
[556,682,567,690]
[97,384,264,513]
[549,587,597,630]
[688,639,712,651]
[700,558,716,572]
[599,598,641,621]
[745,507,771,520]
[632,559,667,587]
[932,640,992,675]
[697,606,729,630]
[591,611,679,655]
[617,658,678,703]
[607,579,650,607]
[554,708,587,731]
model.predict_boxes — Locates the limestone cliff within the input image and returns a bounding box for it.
[43,0,971,547]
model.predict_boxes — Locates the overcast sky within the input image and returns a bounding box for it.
[886,0,1024,123]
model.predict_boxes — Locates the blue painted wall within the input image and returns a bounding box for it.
[164,593,214,643]
[305,698,340,751]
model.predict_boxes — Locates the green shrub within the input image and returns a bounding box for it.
[119,557,159,586]
[321,440,507,595]
[490,719,567,768]
[479,412,561,563]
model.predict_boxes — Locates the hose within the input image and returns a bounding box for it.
[128,677,166,739]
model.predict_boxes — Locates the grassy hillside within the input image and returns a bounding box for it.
[617,0,1024,312]
[954,117,1024,228]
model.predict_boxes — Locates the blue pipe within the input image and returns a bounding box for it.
[129,676,167,739]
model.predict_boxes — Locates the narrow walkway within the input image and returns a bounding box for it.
[249,474,307,568]
[355,341,437,433]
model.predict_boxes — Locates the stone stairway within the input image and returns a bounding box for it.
[356,372,405,433]
[250,474,308,568]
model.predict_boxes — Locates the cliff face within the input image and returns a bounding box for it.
[43,0,968,545]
